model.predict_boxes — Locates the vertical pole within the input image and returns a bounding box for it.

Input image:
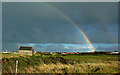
[15,60,18,75]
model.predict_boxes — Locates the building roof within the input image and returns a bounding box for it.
[19,46,33,50]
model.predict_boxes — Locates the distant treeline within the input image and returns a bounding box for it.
[35,52,120,55]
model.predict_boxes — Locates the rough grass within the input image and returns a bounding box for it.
[2,53,29,58]
[2,53,120,73]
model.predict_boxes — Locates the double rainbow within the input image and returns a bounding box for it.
[41,3,96,52]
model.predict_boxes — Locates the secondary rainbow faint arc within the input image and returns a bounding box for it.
[41,3,96,52]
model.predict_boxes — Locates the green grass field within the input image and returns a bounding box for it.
[1,52,120,73]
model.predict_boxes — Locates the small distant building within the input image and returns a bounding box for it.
[19,46,34,56]
[112,51,119,54]
[3,49,8,53]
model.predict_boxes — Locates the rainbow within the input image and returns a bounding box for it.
[40,3,96,52]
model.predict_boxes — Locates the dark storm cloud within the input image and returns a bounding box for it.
[49,2,118,24]
[2,2,118,44]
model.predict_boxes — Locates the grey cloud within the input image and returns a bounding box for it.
[2,2,118,44]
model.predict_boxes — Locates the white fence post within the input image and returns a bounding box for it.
[15,60,18,75]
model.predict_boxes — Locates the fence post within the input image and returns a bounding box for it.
[15,60,18,75]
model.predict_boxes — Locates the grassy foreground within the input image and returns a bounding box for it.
[1,52,120,73]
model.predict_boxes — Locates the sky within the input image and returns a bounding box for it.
[2,2,118,44]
